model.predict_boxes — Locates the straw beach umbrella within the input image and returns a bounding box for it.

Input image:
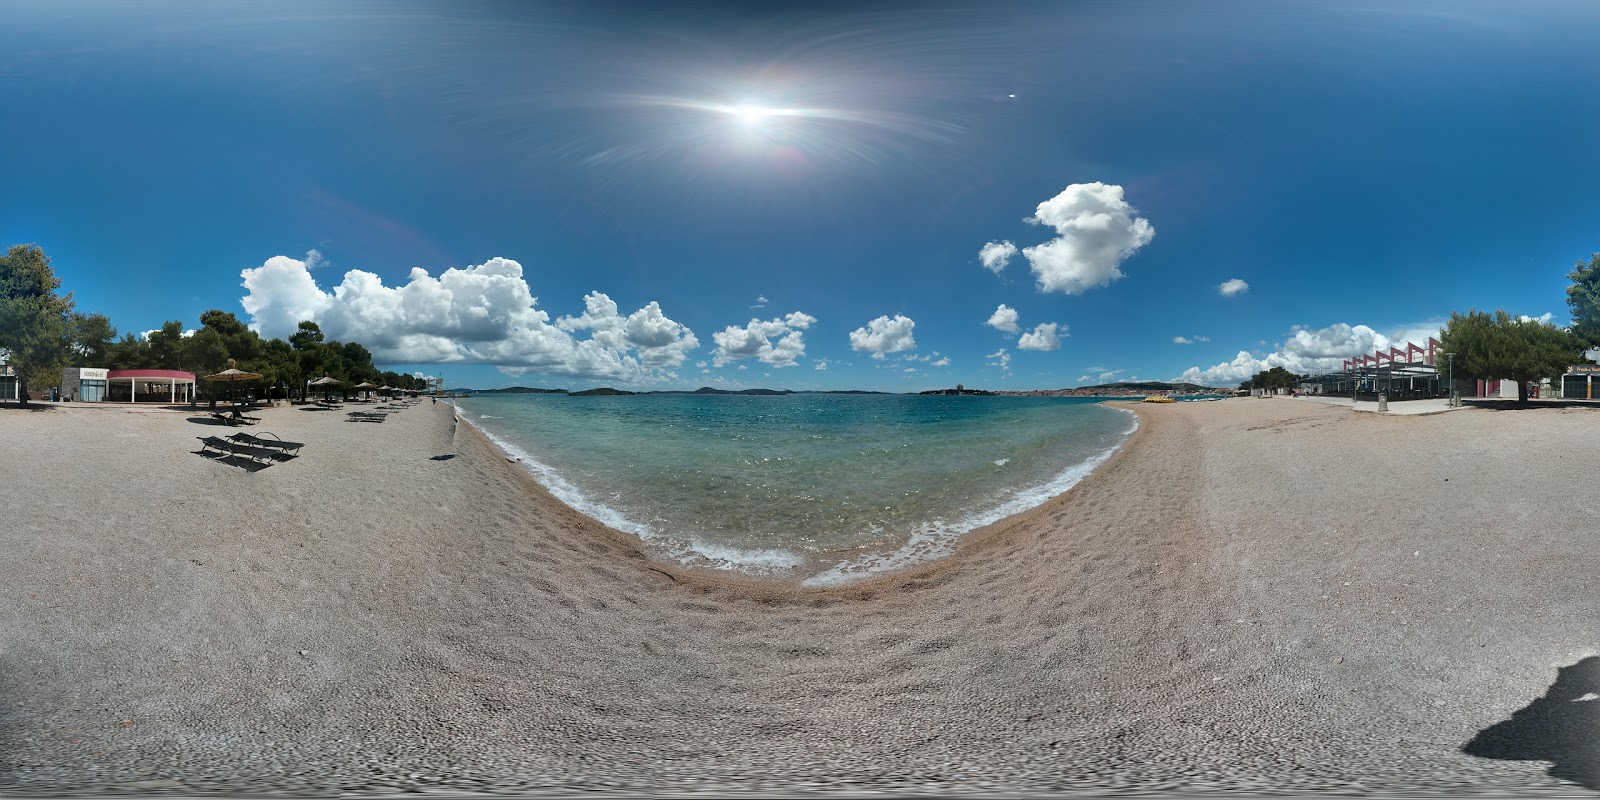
[351,380,378,401]
[204,360,264,407]
[308,375,342,401]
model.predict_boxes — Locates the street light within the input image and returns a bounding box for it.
[1445,352,1455,406]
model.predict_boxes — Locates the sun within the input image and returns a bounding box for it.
[729,104,777,128]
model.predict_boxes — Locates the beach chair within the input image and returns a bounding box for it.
[196,435,273,468]
[227,431,304,458]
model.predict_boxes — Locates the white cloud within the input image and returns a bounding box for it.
[1176,321,1445,386]
[814,359,829,371]
[752,295,768,309]
[932,357,950,367]
[849,314,916,359]
[304,249,326,270]
[987,347,1011,371]
[711,311,816,368]
[1077,369,1123,384]
[979,241,1018,274]
[1019,183,1155,294]
[140,329,196,339]
[1219,278,1249,297]
[1519,312,1554,324]
[985,304,1020,334]
[1017,322,1064,351]
[1173,335,1209,345]
[555,292,700,369]
[238,254,699,382]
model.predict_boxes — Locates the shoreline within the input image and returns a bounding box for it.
[3,395,1597,793]
[447,397,1146,593]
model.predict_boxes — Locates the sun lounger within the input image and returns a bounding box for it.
[226,431,303,458]
[196,435,274,467]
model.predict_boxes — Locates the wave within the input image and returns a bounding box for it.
[800,408,1138,587]
[453,403,807,574]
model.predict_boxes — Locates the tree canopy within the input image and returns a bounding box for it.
[2,244,425,403]
[1569,252,1600,347]
[0,244,75,404]
[1238,366,1302,392]
[1436,309,1587,403]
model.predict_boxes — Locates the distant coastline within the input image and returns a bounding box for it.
[462,380,1232,398]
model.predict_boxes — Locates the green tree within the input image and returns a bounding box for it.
[105,332,154,370]
[1437,309,1587,403]
[182,328,230,377]
[146,321,186,369]
[1239,366,1302,392]
[289,320,324,351]
[69,312,118,365]
[1569,252,1600,347]
[0,244,75,405]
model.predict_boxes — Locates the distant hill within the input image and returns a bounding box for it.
[569,387,637,396]
[1092,381,1222,392]
[477,386,568,394]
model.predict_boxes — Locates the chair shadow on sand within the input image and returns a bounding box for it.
[1463,656,1600,790]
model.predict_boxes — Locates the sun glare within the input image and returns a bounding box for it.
[730,104,776,128]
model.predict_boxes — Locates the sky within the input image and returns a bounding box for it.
[4,0,1600,392]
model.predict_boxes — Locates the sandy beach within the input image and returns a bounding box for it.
[1,396,1596,794]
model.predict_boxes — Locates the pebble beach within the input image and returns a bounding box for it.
[1,396,1596,795]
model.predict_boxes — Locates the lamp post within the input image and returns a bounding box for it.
[1445,352,1455,406]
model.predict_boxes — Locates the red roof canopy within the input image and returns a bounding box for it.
[106,369,195,380]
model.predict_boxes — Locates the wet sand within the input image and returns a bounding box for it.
[0,396,1596,794]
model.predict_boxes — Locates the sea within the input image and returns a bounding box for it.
[452,393,1139,586]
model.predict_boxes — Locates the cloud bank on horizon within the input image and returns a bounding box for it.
[241,253,709,381]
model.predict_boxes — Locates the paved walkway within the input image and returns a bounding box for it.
[1288,395,1457,415]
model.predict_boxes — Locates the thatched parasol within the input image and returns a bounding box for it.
[308,375,343,401]
[204,365,264,407]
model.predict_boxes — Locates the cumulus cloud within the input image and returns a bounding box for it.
[1077,369,1123,384]
[1219,278,1249,297]
[932,356,950,367]
[752,295,768,309]
[1519,312,1554,324]
[979,241,1018,274]
[985,304,1020,334]
[1177,321,1444,386]
[1017,183,1155,294]
[711,311,816,368]
[238,254,699,382]
[1016,322,1064,351]
[986,347,1011,371]
[1173,335,1209,345]
[304,249,326,269]
[814,359,829,371]
[849,314,916,359]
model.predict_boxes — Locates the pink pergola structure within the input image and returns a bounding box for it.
[108,369,195,403]
[1343,337,1439,373]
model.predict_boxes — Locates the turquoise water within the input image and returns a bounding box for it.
[454,394,1136,585]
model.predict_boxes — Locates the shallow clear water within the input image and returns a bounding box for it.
[455,393,1135,584]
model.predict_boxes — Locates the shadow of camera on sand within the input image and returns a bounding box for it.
[1464,656,1600,790]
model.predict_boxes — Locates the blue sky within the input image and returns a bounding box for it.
[4,0,1599,391]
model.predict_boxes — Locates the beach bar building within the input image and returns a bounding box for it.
[1299,337,1449,400]
[62,367,195,403]
[1562,364,1600,399]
